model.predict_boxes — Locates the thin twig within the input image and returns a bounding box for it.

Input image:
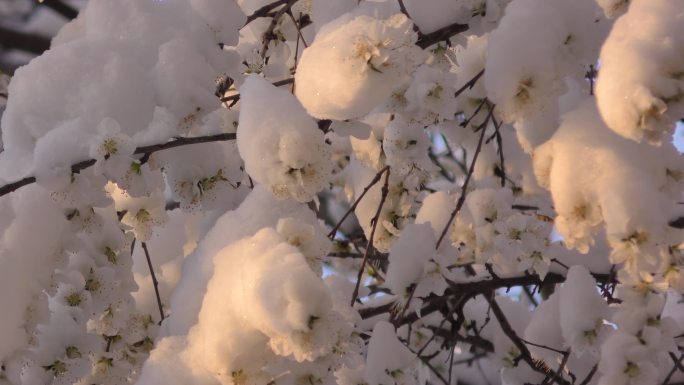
[416,21,469,49]
[451,352,489,366]
[350,168,391,306]
[414,294,470,357]
[396,0,422,35]
[260,0,299,59]
[436,103,494,249]
[579,363,598,385]
[0,25,50,54]
[544,349,570,385]
[35,0,78,19]
[243,0,288,26]
[491,116,506,187]
[364,271,614,325]
[328,166,390,238]
[401,341,451,385]
[287,10,309,48]
[454,69,485,99]
[663,353,684,385]
[141,242,165,325]
[0,133,237,197]
[459,98,488,128]
[486,293,570,385]
[522,286,539,307]
[220,78,294,104]
[288,11,306,94]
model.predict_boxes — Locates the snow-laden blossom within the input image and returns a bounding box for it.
[238,75,333,202]
[295,12,422,120]
[596,0,684,145]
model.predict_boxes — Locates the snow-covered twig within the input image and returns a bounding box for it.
[0,132,237,197]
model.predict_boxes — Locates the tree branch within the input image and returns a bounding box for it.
[663,353,684,385]
[366,271,614,326]
[220,77,294,104]
[579,363,598,385]
[436,102,493,249]
[244,0,289,26]
[0,133,237,197]
[0,25,51,54]
[350,167,390,306]
[260,0,299,59]
[454,69,485,99]
[416,21,469,49]
[141,241,165,325]
[328,166,390,238]
[486,293,570,385]
[35,0,79,20]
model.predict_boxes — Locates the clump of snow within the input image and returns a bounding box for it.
[109,185,168,241]
[485,0,608,128]
[595,0,684,145]
[382,119,433,176]
[0,39,154,181]
[524,292,564,364]
[402,64,459,125]
[161,141,248,211]
[0,0,243,183]
[310,0,356,32]
[161,185,326,336]
[533,99,684,291]
[595,0,629,18]
[276,217,331,275]
[190,0,245,45]
[295,12,421,120]
[401,0,466,34]
[189,228,333,366]
[598,285,680,385]
[238,75,333,202]
[363,322,415,385]
[559,266,610,355]
[0,186,69,361]
[139,193,353,384]
[385,223,435,296]
[533,99,679,256]
[415,191,455,237]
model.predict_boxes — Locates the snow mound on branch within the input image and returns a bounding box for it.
[382,119,433,176]
[533,99,683,277]
[311,0,356,32]
[138,185,348,383]
[385,223,435,296]
[0,0,242,183]
[0,186,69,360]
[401,0,465,34]
[595,0,629,18]
[295,12,421,120]
[189,0,245,45]
[559,266,609,355]
[189,228,334,363]
[524,292,564,364]
[238,75,333,202]
[364,322,415,385]
[161,140,248,212]
[485,0,607,125]
[0,40,154,181]
[595,0,684,145]
[162,185,326,336]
